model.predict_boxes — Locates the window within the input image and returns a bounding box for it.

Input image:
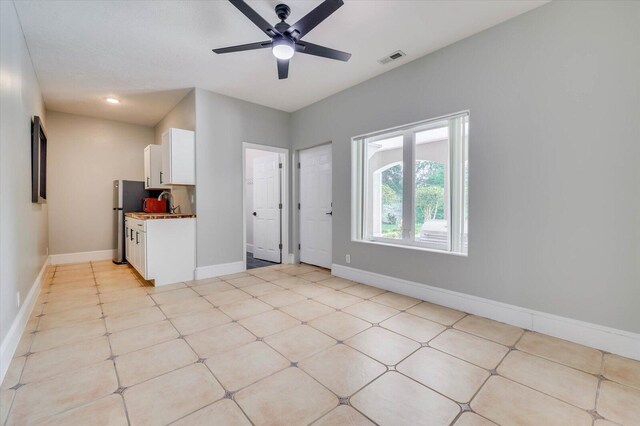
[352,112,469,255]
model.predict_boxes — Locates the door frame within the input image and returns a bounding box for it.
[294,141,332,266]
[242,142,290,266]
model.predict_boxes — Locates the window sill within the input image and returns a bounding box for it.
[352,238,468,257]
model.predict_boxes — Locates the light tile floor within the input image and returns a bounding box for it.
[2,261,639,425]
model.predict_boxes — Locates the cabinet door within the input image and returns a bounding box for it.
[170,129,195,184]
[144,147,152,189]
[145,145,167,189]
[162,128,195,185]
[125,226,131,263]
[127,227,136,266]
[133,230,141,271]
[151,145,167,188]
[161,131,171,186]
[138,231,147,278]
[130,229,136,269]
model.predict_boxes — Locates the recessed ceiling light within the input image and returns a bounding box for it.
[105,97,120,104]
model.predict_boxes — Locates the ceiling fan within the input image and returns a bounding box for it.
[213,0,351,79]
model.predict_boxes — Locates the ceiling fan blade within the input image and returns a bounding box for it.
[228,0,280,38]
[295,41,351,62]
[213,41,272,54]
[277,59,289,80]
[286,0,344,40]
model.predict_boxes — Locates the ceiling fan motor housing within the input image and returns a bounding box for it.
[275,21,291,35]
[275,4,291,21]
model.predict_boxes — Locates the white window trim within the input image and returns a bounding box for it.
[353,238,469,257]
[351,111,469,256]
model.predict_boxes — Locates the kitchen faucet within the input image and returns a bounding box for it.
[158,191,179,213]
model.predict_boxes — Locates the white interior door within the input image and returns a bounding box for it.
[253,153,281,263]
[300,144,332,269]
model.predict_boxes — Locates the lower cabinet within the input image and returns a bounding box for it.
[125,219,147,278]
[125,216,195,286]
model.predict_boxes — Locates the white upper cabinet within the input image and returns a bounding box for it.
[144,145,168,189]
[161,128,195,185]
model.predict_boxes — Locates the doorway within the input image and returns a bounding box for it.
[243,143,289,270]
[299,143,332,269]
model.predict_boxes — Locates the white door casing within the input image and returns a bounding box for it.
[300,144,332,269]
[253,153,281,263]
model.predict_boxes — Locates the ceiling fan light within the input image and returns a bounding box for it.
[272,38,294,60]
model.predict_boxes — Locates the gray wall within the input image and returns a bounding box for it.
[154,90,196,145]
[195,88,290,267]
[154,89,196,215]
[46,111,154,254]
[0,1,48,343]
[290,1,640,333]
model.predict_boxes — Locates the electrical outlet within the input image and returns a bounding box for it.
[190,194,194,203]
[46,247,49,255]
[16,291,21,308]
[345,254,351,264]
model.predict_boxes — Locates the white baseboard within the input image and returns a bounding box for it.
[332,264,640,361]
[50,249,115,265]
[195,261,246,280]
[285,253,295,265]
[246,243,254,254]
[1,257,49,384]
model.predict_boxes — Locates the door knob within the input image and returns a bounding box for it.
[252,212,257,216]
[326,211,333,215]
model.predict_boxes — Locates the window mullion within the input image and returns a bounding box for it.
[352,139,363,241]
[361,139,369,240]
[402,130,414,242]
[449,117,463,253]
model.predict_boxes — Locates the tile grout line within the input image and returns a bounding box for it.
[7,263,131,425]
[6,265,267,425]
[0,265,54,426]
[467,327,605,419]
[313,285,604,423]
[172,269,343,424]
[159,294,259,426]
[93,261,133,426]
[239,280,439,424]
[414,307,611,417]
[460,328,526,422]
[590,351,607,425]
[171,266,326,425]
[307,280,500,424]
[491,331,610,414]
[7,263,632,425]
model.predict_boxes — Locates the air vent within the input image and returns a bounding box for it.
[378,50,406,65]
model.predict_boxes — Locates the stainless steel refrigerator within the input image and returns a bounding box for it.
[113,180,148,264]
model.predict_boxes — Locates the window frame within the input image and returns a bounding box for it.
[351,111,469,256]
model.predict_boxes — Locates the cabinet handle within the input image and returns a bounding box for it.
[160,171,163,184]
[146,177,149,186]
[136,231,139,244]
[130,229,134,241]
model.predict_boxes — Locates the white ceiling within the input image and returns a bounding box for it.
[15,0,547,126]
